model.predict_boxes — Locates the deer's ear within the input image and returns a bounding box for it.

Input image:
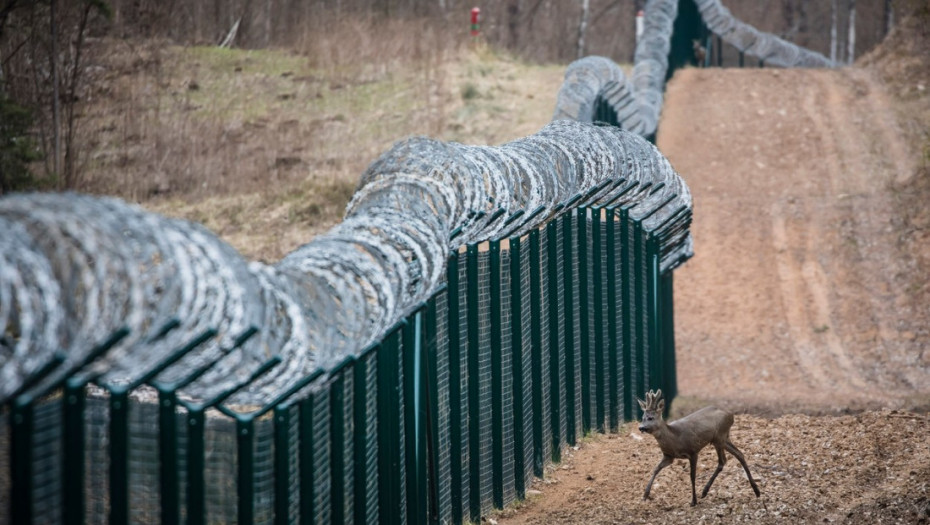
[637,397,647,411]
[657,399,666,413]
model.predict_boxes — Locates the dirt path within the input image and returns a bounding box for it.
[496,67,930,524]
[661,67,927,414]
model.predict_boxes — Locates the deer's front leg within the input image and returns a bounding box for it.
[643,455,673,500]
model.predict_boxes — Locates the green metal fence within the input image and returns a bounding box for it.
[2,195,679,525]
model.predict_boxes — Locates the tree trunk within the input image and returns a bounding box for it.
[883,0,893,37]
[576,0,590,59]
[64,3,92,189]
[847,0,856,65]
[50,0,61,183]
[830,0,837,63]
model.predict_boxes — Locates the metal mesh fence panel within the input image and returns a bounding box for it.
[128,394,160,524]
[433,290,453,523]
[32,398,62,524]
[599,218,611,430]
[585,214,598,431]
[554,224,568,450]
[500,248,517,508]
[519,238,535,485]
[612,216,628,421]
[312,387,332,525]
[566,210,586,439]
[204,411,237,524]
[360,351,379,525]
[477,251,493,514]
[538,231,553,466]
[85,396,109,525]
[253,415,275,525]
[456,251,472,518]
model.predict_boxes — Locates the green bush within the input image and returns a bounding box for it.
[0,93,43,194]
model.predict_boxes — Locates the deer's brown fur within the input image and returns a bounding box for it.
[637,389,761,506]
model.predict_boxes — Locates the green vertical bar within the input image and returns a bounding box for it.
[274,405,291,525]
[466,243,481,522]
[592,207,605,432]
[445,255,464,523]
[528,229,544,477]
[620,208,633,422]
[158,389,179,525]
[633,219,646,397]
[606,208,620,431]
[489,240,504,509]
[378,329,403,525]
[577,208,591,433]
[238,419,255,525]
[403,313,427,525]
[331,372,347,525]
[424,296,441,524]
[508,236,526,498]
[647,236,661,399]
[63,382,86,525]
[662,272,678,411]
[561,213,576,444]
[110,391,129,525]
[354,355,371,525]
[299,396,315,525]
[739,51,745,67]
[11,403,33,524]
[545,220,561,463]
[187,409,206,525]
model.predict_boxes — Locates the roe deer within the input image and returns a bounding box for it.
[692,39,707,66]
[637,389,761,506]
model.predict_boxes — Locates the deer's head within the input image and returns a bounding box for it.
[637,389,665,434]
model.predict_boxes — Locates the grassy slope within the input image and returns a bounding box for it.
[81,40,567,262]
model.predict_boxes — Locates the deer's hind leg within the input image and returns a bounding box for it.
[725,440,761,497]
[701,442,727,498]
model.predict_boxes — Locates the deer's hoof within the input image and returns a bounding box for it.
[690,501,697,507]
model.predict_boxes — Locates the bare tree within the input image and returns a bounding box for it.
[830,0,838,62]
[847,0,856,64]
[883,0,893,37]
[50,0,60,181]
[576,0,590,59]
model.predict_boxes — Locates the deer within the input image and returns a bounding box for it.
[692,39,707,66]
[637,389,761,506]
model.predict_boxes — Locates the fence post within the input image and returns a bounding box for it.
[545,219,562,463]
[404,310,428,525]
[331,371,347,525]
[377,326,404,525]
[238,418,256,525]
[620,207,634,421]
[109,391,130,525]
[465,243,482,522]
[592,207,606,432]
[62,381,87,525]
[445,254,465,522]
[10,402,34,524]
[274,404,292,525]
[577,208,591,434]
[606,207,620,431]
[528,229,544,477]
[424,295,441,524]
[508,235,526,499]
[187,408,206,525]
[561,211,577,444]
[158,388,179,525]
[489,239,505,509]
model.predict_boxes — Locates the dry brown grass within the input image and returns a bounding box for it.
[73,23,567,261]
